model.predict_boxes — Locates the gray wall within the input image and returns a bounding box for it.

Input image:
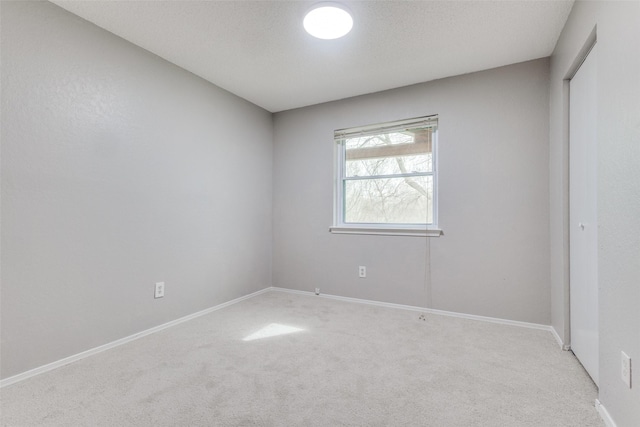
[273,59,551,324]
[1,1,273,379]
[549,1,640,425]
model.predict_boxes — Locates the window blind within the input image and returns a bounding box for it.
[334,115,438,141]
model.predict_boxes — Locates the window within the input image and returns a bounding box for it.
[331,116,441,236]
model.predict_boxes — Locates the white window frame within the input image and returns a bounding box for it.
[330,115,442,237]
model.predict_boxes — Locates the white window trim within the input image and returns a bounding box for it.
[331,116,442,237]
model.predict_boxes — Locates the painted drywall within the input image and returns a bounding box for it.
[549,1,640,425]
[273,59,551,324]
[0,1,273,379]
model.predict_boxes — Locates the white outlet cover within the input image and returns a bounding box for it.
[155,282,165,299]
[621,351,632,388]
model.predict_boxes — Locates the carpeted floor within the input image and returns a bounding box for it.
[0,290,603,426]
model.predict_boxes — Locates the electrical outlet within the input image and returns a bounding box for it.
[621,351,632,388]
[359,266,366,278]
[154,282,165,299]
[315,288,320,295]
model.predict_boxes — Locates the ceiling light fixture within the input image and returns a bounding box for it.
[303,2,353,40]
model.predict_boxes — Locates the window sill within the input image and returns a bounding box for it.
[329,226,443,237]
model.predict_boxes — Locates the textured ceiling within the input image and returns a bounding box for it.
[51,0,574,113]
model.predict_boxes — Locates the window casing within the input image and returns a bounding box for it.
[331,116,441,236]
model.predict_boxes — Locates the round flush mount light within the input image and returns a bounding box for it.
[303,2,353,40]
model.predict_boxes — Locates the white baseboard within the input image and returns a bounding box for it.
[0,286,560,389]
[550,326,571,350]
[595,399,617,427]
[0,287,271,388]
[270,287,552,332]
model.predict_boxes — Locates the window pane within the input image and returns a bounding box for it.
[344,176,433,224]
[344,128,433,177]
[345,131,414,150]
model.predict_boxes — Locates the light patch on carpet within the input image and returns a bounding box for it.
[242,323,304,341]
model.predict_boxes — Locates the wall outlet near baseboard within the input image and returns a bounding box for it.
[358,266,366,278]
[621,351,632,388]
[155,282,165,299]
[315,288,320,295]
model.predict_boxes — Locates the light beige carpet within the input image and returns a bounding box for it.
[0,290,602,426]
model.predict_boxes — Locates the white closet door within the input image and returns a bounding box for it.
[569,45,598,386]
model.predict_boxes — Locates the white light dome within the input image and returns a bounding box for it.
[303,3,353,40]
